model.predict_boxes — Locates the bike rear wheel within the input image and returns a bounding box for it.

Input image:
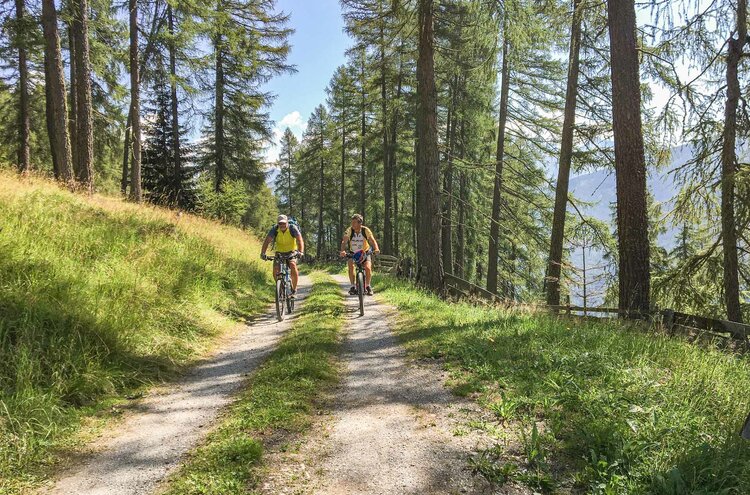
[356,270,365,316]
[275,279,285,321]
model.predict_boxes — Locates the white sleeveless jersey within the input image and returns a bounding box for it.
[346,226,372,252]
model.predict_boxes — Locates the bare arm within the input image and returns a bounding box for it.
[296,235,305,254]
[367,232,380,253]
[261,236,272,256]
[340,235,350,254]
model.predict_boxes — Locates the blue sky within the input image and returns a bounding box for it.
[264,0,352,163]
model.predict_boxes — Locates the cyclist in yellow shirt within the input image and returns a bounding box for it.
[261,215,305,297]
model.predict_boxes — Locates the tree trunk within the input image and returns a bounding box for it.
[381,29,392,254]
[487,35,510,294]
[16,0,30,174]
[287,145,293,216]
[121,110,131,195]
[168,4,182,206]
[442,79,458,274]
[359,49,367,219]
[390,58,403,256]
[214,31,225,193]
[607,0,651,316]
[317,155,325,256]
[68,20,77,172]
[456,120,467,278]
[340,126,346,242]
[44,51,59,178]
[721,0,746,322]
[416,0,443,293]
[129,0,142,202]
[41,0,73,184]
[546,0,582,306]
[72,0,94,192]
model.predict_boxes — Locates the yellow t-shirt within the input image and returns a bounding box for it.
[269,224,299,252]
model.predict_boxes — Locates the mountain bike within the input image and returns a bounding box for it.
[264,251,299,321]
[345,249,373,317]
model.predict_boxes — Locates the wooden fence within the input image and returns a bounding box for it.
[443,268,750,344]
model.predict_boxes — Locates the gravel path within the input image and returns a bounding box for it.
[305,274,496,495]
[41,275,311,495]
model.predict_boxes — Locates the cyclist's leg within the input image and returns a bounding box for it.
[272,257,280,279]
[289,259,299,291]
[364,258,373,287]
[348,259,355,285]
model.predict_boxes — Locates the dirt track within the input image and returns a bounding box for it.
[40,276,311,495]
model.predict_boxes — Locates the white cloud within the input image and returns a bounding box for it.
[263,111,308,165]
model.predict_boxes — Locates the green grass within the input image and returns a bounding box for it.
[161,271,344,495]
[373,274,750,494]
[0,174,272,493]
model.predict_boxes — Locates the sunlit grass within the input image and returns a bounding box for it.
[162,272,344,494]
[374,274,750,494]
[0,172,272,493]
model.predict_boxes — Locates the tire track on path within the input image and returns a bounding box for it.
[307,274,496,495]
[41,275,312,495]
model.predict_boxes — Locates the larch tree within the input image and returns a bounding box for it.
[607,0,650,315]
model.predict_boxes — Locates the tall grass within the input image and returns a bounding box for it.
[374,275,750,494]
[0,173,271,492]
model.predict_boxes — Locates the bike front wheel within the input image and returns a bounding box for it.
[275,279,285,321]
[356,271,365,316]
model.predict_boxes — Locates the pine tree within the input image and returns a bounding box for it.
[203,0,293,193]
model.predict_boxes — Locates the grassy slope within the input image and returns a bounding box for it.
[374,275,750,495]
[0,173,271,492]
[162,272,344,494]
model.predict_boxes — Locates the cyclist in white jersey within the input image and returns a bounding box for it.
[339,213,380,295]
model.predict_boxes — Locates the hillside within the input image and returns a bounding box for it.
[0,173,271,492]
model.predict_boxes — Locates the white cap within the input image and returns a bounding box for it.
[277,214,288,223]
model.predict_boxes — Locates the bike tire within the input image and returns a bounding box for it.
[357,271,365,316]
[286,287,294,313]
[275,279,284,321]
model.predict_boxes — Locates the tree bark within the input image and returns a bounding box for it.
[16,0,30,174]
[287,144,293,216]
[121,110,131,195]
[546,0,582,306]
[390,57,403,256]
[317,154,325,256]
[68,20,77,172]
[456,119,467,278]
[359,48,367,219]
[442,78,458,274]
[487,35,510,294]
[214,30,225,193]
[416,0,444,292]
[129,0,142,202]
[720,0,746,322]
[381,26,392,254]
[168,4,182,206]
[607,0,651,316]
[340,125,346,242]
[72,0,94,192]
[41,0,73,184]
[44,51,60,178]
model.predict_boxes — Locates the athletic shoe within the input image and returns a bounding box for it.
[365,286,373,296]
[348,286,357,295]
[289,289,296,299]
